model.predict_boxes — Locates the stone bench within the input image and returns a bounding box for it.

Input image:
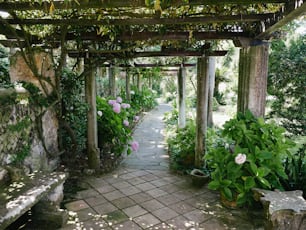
[0,171,68,229]
[253,188,306,230]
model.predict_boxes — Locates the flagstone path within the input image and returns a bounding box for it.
[61,104,264,230]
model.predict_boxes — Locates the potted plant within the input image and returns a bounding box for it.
[189,167,210,187]
[205,110,293,208]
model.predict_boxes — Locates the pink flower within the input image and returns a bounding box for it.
[113,103,121,113]
[133,115,140,122]
[108,100,116,105]
[121,103,130,109]
[131,141,139,151]
[116,97,123,103]
[123,120,129,127]
[235,153,247,165]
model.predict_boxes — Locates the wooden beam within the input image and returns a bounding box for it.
[5,14,273,26]
[0,0,287,11]
[67,50,227,58]
[256,2,306,39]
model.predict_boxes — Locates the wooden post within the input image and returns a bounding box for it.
[126,69,131,101]
[238,43,269,117]
[137,73,142,91]
[178,66,186,128]
[195,57,209,168]
[85,57,100,170]
[207,57,216,127]
[108,64,116,97]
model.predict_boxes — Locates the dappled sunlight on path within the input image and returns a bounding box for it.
[61,104,264,230]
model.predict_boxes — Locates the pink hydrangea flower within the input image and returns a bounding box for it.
[121,103,131,109]
[131,141,139,151]
[116,97,123,103]
[133,115,140,122]
[235,153,247,165]
[108,100,116,105]
[113,103,121,113]
[123,120,129,127]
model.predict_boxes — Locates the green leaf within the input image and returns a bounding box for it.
[244,177,256,190]
[257,167,271,177]
[250,162,258,175]
[222,187,233,200]
[208,181,220,190]
[236,193,247,206]
[257,177,271,189]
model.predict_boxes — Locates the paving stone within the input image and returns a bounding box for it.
[146,188,168,198]
[126,177,147,186]
[140,199,165,212]
[123,205,148,218]
[166,215,196,229]
[120,186,142,196]
[133,213,161,229]
[169,201,196,215]
[135,182,156,191]
[96,185,116,194]
[140,174,160,182]
[75,188,100,199]
[81,218,111,230]
[183,209,211,224]
[156,193,182,205]
[65,200,89,211]
[112,197,136,209]
[103,210,129,225]
[112,220,142,230]
[159,184,182,193]
[152,207,179,221]
[112,181,132,189]
[103,190,125,201]
[93,202,118,215]
[150,179,169,187]
[147,222,171,230]
[85,196,108,207]
[198,218,228,230]
[129,192,153,203]
[87,178,109,188]
[76,207,97,222]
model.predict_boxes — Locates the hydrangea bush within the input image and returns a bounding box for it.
[96,96,139,156]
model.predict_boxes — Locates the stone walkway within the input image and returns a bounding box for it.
[61,104,264,230]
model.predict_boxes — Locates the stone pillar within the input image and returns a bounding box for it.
[126,69,131,101]
[195,57,209,168]
[177,66,186,128]
[84,58,100,170]
[137,73,142,91]
[237,43,269,117]
[108,64,116,97]
[207,57,216,127]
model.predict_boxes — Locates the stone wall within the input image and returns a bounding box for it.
[0,50,60,173]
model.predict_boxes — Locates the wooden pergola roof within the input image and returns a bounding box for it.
[0,0,304,59]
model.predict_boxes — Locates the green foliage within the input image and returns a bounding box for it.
[130,86,158,112]
[268,34,306,135]
[205,110,292,207]
[281,137,306,197]
[167,120,196,172]
[61,69,88,154]
[96,97,134,156]
[0,45,9,86]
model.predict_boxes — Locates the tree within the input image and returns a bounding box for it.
[268,26,305,135]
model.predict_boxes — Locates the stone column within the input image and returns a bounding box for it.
[126,69,131,101]
[207,57,216,127]
[177,66,186,128]
[137,73,142,91]
[195,57,209,168]
[84,58,100,170]
[237,43,269,117]
[108,64,116,97]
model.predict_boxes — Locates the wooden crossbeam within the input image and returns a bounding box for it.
[5,14,273,26]
[68,50,227,58]
[0,0,287,11]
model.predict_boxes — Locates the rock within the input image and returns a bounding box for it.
[253,188,306,230]
[0,167,9,186]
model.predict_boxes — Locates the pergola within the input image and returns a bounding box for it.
[0,0,304,169]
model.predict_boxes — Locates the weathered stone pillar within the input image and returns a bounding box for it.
[237,43,269,117]
[195,57,209,168]
[137,73,142,91]
[84,58,100,170]
[177,66,186,128]
[126,69,131,101]
[207,57,216,127]
[108,64,116,97]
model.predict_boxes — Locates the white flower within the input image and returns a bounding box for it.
[130,90,135,95]
[235,153,247,165]
[97,111,103,117]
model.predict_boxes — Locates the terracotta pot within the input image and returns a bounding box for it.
[190,169,210,187]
